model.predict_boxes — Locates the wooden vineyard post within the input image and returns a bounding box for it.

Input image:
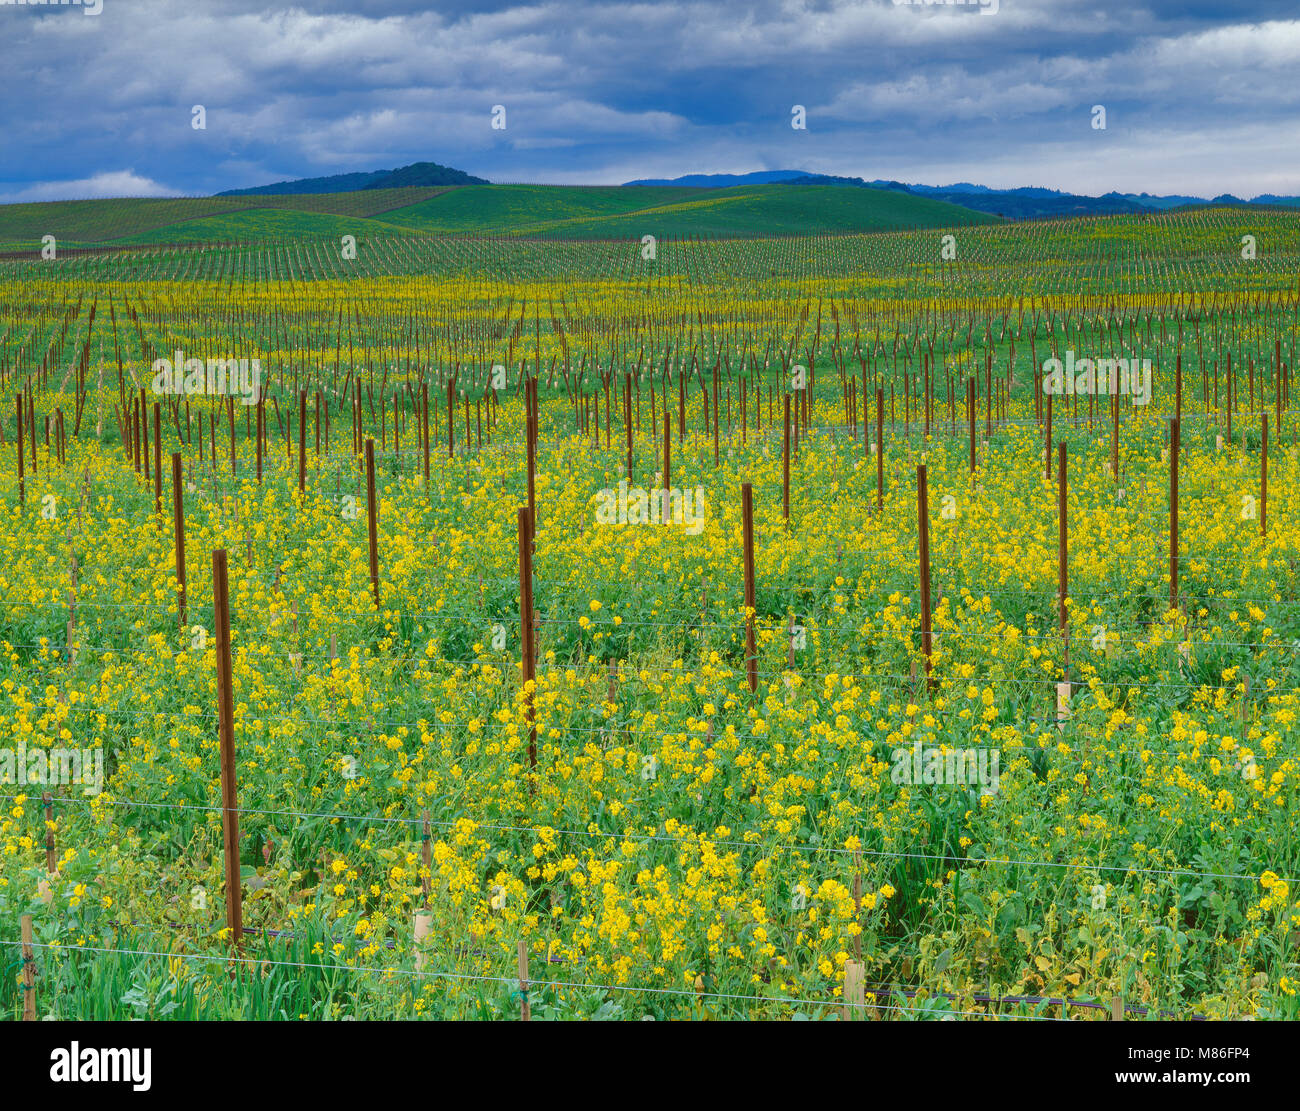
[518,940,531,1021]
[153,403,162,517]
[413,811,433,972]
[16,394,24,506]
[1258,415,1268,540]
[1275,339,1283,447]
[782,395,790,521]
[172,453,187,630]
[663,411,671,526]
[742,482,757,694]
[1058,442,1068,669]
[298,391,307,493]
[365,438,380,608]
[21,914,36,1020]
[422,382,431,487]
[140,390,149,482]
[876,387,884,513]
[518,507,537,779]
[1169,418,1179,609]
[967,377,976,476]
[843,957,865,1021]
[1057,441,1071,726]
[526,381,537,553]
[917,464,934,694]
[212,549,243,951]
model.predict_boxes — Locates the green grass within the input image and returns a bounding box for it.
[328,183,1001,238]
[0,187,454,245]
[0,183,997,247]
[106,207,419,246]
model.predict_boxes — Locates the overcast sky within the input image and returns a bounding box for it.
[1,0,1297,202]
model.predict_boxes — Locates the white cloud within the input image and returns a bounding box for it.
[0,171,182,204]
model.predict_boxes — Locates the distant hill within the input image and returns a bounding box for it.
[624,170,1300,218]
[624,171,807,188]
[219,161,489,197]
[784,175,1152,218]
[0,182,996,247]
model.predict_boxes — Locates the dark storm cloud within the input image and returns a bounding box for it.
[0,0,1296,201]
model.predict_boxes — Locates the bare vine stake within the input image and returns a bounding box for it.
[1170,417,1180,609]
[1258,415,1268,537]
[366,439,380,608]
[526,380,537,554]
[662,411,671,526]
[1057,442,1070,728]
[1058,441,1068,665]
[782,396,790,521]
[917,464,934,694]
[140,389,149,481]
[16,394,25,506]
[876,387,884,513]
[153,403,162,516]
[172,453,187,629]
[967,377,976,475]
[518,507,537,779]
[298,391,307,493]
[212,549,243,953]
[742,483,757,694]
[422,382,430,486]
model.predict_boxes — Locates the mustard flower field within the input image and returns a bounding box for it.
[2,208,1299,1019]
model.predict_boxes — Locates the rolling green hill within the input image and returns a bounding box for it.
[0,182,998,249]
[338,183,999,238]
[0,188,454,248]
